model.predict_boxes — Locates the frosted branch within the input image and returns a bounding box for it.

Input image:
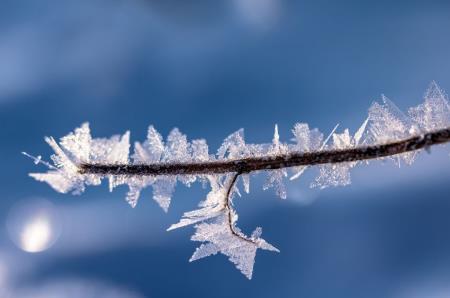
[25,81,450,279]
[79,126,450,176]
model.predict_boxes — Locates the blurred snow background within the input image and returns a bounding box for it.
[1,0,450,296]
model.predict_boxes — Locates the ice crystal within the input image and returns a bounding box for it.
[189,213,279,279]
[241,174,250,194]
[263,125,288,199]
[29,123,130,195]
[26,82,450,279]
[290,123,324,180]
[167,175,226,231]
[311,119,368,189]
[365,95,417,165]
[168,174,279,279]
[217,129,249,160]
[409,81,450,132]
[127,126,164,208]
[128,127,207,210]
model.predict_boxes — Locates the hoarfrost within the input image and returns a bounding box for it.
[127,127,206,210]
[189,214,279,279]
[290,123,324,180]
[217,129,249,160]
[29,123,130,195]
[263,125,288,199]
[241,174,250,194]
[168,174,279,279]
[409,81,450,132]
[26,82,450,279]
[167,176,226,231]
[311,120,368,189]
[365,95,417,166]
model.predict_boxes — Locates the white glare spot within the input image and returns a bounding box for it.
[7,198,61,253]
[20,217,52,253]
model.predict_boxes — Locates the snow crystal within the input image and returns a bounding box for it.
[27,81,450,280]
[189,243,220,261]
[291,123,324,152]
[59,123,92,163]
[217,129,249,160]
[190,214,279,279]
[191,139,209,162]
[127,126,206,209]
[409,81,450,132]
[133,125,165,163]
[29,124,130,195]
[167,175,229,231]
[311,120,368,189]
[365,95,417,165]
[289,123,324,180]
[127,126,165,208]
[168,174,278,278]
[241,174,250,194]
[263,125,288,199]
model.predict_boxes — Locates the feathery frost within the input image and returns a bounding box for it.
[25,82,450,279]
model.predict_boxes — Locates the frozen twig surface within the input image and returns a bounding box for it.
[79,126,450,176]
[25,82,450,279]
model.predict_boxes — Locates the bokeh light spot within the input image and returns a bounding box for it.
[7,198,61,253]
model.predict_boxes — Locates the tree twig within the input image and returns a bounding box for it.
[79,127,450,177]
[223,172,256,244]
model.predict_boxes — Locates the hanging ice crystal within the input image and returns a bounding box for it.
[168,174,279,279]
[241,174,250,194]
[409,81,450,132]
[152,177,176,212]
[263,125,288,199]
[189,214,279,279]
[167,175,228,231]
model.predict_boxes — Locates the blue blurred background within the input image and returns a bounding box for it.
[1,0,450,297]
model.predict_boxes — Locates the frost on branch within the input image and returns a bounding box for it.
[365,95,418,166]
[290,123,324,180]
[129,127,194,211]
[189,213,279,280]
[409,81,450,132]
[169,175,278,279]
[25,81,450,279]
[29,123,130,195]
[128,126,210,210]
[263,125,289,199]
[216,129,253,194]
[311,119,368,189]
[167,176,226,231]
